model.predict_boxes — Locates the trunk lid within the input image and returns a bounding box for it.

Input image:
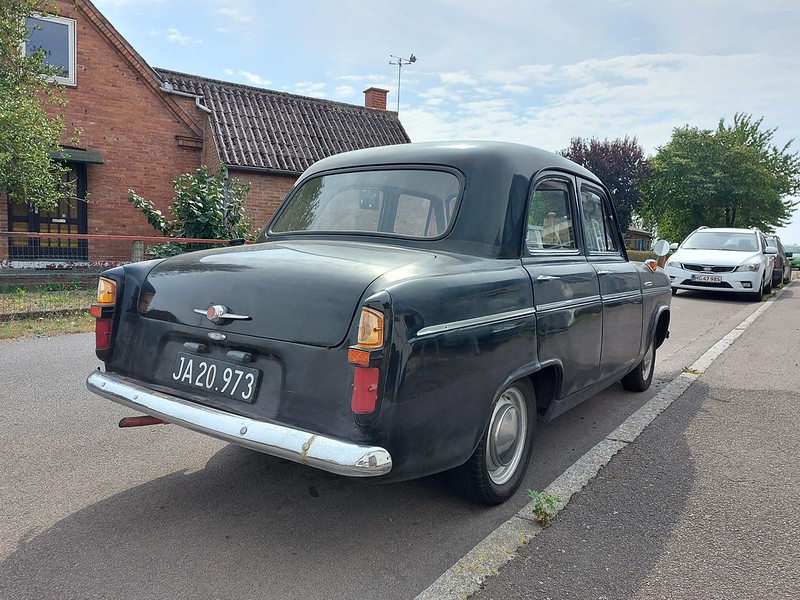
[141,240,434,347]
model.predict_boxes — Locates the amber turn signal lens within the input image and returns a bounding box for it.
[644,259,658,273]
[96,277,117,305]
[348,348,371,366]
[357,307,384,348]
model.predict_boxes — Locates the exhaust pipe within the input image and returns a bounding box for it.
[119,415,167,428]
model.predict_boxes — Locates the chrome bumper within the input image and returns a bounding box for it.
[86,370,392,477]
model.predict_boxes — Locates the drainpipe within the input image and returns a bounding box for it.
[160,81,212,113]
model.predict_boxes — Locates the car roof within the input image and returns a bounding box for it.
[277,141,608,259]
[692,227,759,234]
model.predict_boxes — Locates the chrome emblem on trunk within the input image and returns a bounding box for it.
[193,305,252,324]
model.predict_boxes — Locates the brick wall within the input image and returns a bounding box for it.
[45,0,207,256]
[4,0,308,264]
[233,171,297,235]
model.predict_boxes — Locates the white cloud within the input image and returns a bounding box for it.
[236,71,271,86]
[151,28,201,45]
[294,81,327,98]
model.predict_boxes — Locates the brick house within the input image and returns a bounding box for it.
[3,0,409,265]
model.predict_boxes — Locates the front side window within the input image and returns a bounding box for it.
[580,186,619,254]
[270,169,460,239]
[25,15,76,86]
[525,179,576,252]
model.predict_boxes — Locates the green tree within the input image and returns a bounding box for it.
[642,114,800,242]
[0,0,70,209]
[560,136,651,234]
[128,165,253,256]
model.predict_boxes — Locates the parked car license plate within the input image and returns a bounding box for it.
[171,352,260,403]
[691,273,723,283]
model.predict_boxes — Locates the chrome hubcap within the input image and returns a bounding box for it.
[486,387,527,485]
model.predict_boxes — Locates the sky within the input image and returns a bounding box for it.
[92,0,800,244]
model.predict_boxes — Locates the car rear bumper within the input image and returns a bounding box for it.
[86,370,392,477]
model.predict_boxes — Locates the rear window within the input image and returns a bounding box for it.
[271,169,461,239]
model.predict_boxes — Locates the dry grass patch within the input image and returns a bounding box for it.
[0,312,94,340]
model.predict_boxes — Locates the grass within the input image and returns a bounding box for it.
[0,312,95,341]
[0,283,95,341]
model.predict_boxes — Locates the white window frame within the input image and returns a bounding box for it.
[24,13,77,86]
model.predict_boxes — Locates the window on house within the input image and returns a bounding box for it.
[25,14,77,86]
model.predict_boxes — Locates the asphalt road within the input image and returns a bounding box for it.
[0,290,773,600]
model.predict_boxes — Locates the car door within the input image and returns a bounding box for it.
[522,174,602,397]
[579,182,643,380]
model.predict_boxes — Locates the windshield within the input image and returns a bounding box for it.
[683,231,759,252]
[270,169,461,239]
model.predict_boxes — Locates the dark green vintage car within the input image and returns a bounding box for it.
[87,141,671,504]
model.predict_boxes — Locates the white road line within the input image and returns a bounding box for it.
[415,287,785,600]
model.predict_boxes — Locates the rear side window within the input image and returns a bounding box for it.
[526,179,576,252]
[580,186,619,254]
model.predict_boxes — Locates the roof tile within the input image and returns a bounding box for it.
[157,69,410,174]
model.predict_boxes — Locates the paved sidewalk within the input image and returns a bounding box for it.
[469,284,800,599]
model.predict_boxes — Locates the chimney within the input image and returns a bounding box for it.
[363,87,389,111]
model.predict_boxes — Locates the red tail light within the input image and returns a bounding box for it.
[95,317,113,350]
[92,277,117,352]
[351,367,379,414]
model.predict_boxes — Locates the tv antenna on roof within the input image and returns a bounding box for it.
[389,54,416,113]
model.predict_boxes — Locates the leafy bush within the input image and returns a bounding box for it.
[128,165,253,253]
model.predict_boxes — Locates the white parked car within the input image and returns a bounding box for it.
[666,227,777,300]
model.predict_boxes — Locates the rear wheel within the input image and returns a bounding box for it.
[621,337,655,392]
[764,276,772,295]
[450,379,536,505]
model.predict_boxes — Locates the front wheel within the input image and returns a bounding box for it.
[621,338,656,392]
[750,279,764,302]
[450,379,536,505]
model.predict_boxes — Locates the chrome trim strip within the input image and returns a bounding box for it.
[416,307,537,338]
[534,295,602,314]
[86,370,392,477]
[599,290,643,303]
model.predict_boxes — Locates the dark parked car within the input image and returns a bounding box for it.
[87,141,671,504]
[765,235,792,285]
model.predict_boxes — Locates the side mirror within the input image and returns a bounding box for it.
[653,239,671,257]
[670,242,679,251]
[765,245,778,255]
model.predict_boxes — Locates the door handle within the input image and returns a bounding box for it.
[596,270,612,275]
[536,275,560,281]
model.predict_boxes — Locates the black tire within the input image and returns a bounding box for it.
[764,277,772,295]
[751,279,764,302]
[671,287,678,296]
[783,271,791,285]
[450,379,536,505]
[621,337,656,392]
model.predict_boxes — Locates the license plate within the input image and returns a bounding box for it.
[171,352,260,403]
[691,273,722,283]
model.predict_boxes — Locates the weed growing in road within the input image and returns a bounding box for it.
[682,367,702,375]
[528,489,560,528]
